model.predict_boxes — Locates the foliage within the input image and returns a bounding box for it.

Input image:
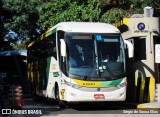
[2,0,39,40]
[100,8,127,23]
[37,0,72,31]
[12,38,30,50]
[149,0,160,17]
[37,0,155,31]
[0,0,160,50]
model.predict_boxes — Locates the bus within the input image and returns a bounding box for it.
[27,22,133,108]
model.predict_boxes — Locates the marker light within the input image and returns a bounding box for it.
[137,23,145,30]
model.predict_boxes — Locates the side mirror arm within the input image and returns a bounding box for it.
[60,39,66,57]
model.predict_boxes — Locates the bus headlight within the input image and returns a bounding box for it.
[64,80,83,89]
[116,82,127,89]
[71,84,83,89]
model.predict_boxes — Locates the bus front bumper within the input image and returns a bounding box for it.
[63,85,126,102]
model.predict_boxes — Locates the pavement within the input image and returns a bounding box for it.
[116,101,160,109]
[137,102,160,109]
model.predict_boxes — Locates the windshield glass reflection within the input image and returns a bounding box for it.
[66,34,125,80]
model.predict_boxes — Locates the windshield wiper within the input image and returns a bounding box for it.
[83,75,88,80]
[101,61,115,79]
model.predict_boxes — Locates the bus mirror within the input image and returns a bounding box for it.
[124,40,134,58]
[60,39,66,57]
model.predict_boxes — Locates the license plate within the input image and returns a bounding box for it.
[94,94,105,99]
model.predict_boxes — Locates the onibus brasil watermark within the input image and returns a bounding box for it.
[2,109,42,115]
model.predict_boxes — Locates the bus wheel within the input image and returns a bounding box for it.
[55,86,66,108]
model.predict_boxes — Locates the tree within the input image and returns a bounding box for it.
[37,0,102,31]
[12,38,30,50]
[0,0,13,51]
[36,0,152,32]
[0,0,160,51]
[149,0,160,16]
[0,0,4,43]
[2,0,39,41]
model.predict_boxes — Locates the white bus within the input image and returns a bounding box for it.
[27,22,133,108]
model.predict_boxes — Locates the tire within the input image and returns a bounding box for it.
[55,86,66,108]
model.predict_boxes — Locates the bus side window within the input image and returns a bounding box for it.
[49,34,57,59]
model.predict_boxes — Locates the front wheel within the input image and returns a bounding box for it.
[55,86,67,108]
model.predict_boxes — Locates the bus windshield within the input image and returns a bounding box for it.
[66,33,125,80]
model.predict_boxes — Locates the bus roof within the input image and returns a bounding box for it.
[28,22,120,48]
[50,22,120,33]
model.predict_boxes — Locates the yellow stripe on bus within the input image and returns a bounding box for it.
[72,79,111,88]
[27,41,36,48]
[39,29,50,41]
[27,28,51,48]
[72,79,103,88]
